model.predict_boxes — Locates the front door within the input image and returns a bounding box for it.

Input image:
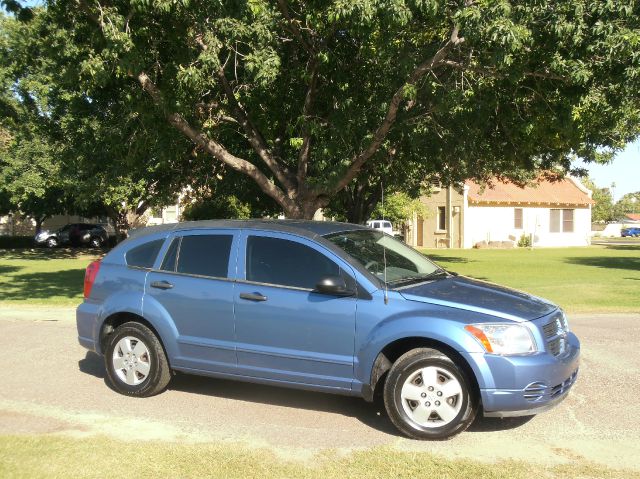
[145,230,239,373]
[233,232,357,390]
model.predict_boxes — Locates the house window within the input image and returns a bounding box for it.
[514,208,523,229]
[550,209,574,233]
[437,206,446,231]
[562,209,574,232]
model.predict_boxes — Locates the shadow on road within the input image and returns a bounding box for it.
[78,351,536,437]
[468,415,534,432]
[79,352,106,379]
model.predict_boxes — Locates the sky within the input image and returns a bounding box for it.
[576,139,640,201]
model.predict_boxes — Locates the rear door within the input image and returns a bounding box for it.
[145,229,239,373]
[233,231,357,390]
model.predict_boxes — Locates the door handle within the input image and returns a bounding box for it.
[239,292,267,302]
[150,280,174,290]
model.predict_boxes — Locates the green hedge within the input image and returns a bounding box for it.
[0,235,34,249]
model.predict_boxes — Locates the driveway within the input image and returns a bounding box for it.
[0,308,639,469]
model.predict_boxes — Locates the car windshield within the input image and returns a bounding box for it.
[324,230,444,287]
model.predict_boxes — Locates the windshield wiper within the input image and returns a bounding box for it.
[388,269,449,286]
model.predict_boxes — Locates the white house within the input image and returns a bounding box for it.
[407,176,594,248]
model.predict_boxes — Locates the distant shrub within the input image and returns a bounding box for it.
[0,236,33,249]
[517,233,532,248]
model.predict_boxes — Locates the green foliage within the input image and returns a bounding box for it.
[371,191,428,227]
[2,0,640,220]
[582,177,616,223]
[616,192,640,216]
[182,195,252,221]
[517,233,532,248]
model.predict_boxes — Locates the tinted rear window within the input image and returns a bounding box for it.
[176,235,233,278]
[125,239,165,268]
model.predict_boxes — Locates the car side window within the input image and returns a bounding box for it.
[176,235,233,278]
[160,237,180,272]
[246,236,341,290]
[126,239,165,269]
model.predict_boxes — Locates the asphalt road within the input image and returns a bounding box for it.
[0,308,639,470]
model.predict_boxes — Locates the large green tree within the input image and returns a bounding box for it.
[5,1,640,221]
[1,8,198,234]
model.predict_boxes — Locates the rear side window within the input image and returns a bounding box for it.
[246,236,340,289]
[126,239,165,269]
[160,237,180,271]
[176,235,233,278]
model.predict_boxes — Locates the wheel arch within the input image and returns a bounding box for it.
[99,312,171,367]
[362,336,480,404]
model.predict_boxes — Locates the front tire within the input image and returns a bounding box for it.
[104,322,171,397]
[383,348,477,440]
[89,236,103,248]
[46,237,58,248]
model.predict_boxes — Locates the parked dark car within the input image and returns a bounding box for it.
[77,220,579,440]
[35,223,113,248]
[621,227,640,237]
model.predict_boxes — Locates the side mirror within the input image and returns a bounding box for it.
[315,275,354,297]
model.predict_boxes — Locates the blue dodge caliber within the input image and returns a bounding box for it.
[77,220,579,439]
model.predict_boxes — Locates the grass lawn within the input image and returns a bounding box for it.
[420,244,640,313]
[0,244,638,313]
[1,435,636,479]
[0,249,102,307]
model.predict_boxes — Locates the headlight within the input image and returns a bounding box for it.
[465,323,537,355]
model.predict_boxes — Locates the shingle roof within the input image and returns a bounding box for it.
[465,177,594,207]
[625,213,640,222]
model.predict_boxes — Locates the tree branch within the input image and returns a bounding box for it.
[194,36,296,192]
[136,72,296,212]
[276,0,314,55]
[296,58,318,185]
[443,60,566,82]
[332,27,464,194]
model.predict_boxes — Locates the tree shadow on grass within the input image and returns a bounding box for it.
[565,256,640,272]
[0,265,22,275]
[0,248,106,261]
[0,269,85,301]
[601,244,640,251]
[426,254,472,264]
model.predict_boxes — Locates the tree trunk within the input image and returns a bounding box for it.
[34,216,46,235]
[340,182,382,224]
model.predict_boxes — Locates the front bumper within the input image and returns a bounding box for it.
[461,331,580,417]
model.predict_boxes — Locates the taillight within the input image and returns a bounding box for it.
[84,260,101,299]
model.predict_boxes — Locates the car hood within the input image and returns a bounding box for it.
[397,275,557,322]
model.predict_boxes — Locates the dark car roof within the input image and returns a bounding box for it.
[128,219,368,240]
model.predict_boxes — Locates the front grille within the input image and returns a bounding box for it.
[542,311,569,357]
[550,369,579,398]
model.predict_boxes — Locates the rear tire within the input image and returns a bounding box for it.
[90,236,103,248]
[104,322,171,397]
[383,347,477,440]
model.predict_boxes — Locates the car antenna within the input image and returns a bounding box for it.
[381,182,389,305]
